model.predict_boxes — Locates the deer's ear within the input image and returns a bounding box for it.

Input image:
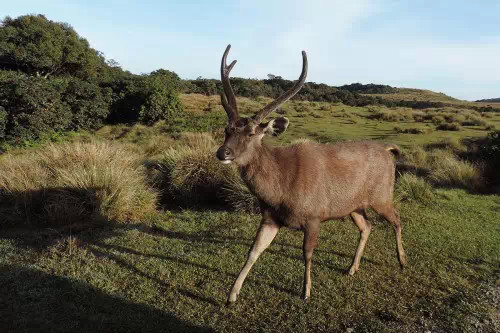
[263,117,289,136]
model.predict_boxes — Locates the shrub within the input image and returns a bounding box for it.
[431,115,445,125]
[412,111,426,122]
[436,122,461,131]
[394,126,426,134]
[0,106,6,140]
[368,108,413,122]
[0,71,73,144]
[460,115,487,127]
[62,78,112,130]
[478,130,500,162]
[139,87,183,125]
[395,173,435,204]
[295,104,312,113]
[0,141,158,226]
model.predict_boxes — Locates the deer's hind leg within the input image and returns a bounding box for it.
[348,210,372,276]
[373,204,407,268]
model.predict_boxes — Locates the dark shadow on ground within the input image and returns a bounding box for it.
[0,264,214,333]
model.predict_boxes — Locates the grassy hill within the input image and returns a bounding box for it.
[1,94,499,332]
[362,87,462,103]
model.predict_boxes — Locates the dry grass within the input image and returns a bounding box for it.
[0,141,158,226]
[428,152,485,191]
[367,107,414,122]
[150,132,255,209]
[401,146,485,191]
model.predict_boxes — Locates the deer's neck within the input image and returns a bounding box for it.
[239,142,283,207]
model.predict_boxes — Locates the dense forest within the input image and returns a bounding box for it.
[0,14,496,148]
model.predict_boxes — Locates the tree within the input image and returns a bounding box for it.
[0,14,105,79]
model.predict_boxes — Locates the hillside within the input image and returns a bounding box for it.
[362,87,461,103]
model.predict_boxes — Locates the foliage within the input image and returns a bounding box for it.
[62,77,112,130]
[0,70,72,144]
[0,14,106,79]
[138,72,183,125]
[436,122,461,131]
[478,130,500,161]
[0,105,6,139]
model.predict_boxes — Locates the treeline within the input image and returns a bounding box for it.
[0,14,183,146]
[475,98,500,103]
[186,77,450,108]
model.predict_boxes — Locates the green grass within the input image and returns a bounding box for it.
[1,191,499,332]
[1,94,500,332]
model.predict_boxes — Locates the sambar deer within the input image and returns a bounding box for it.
[216,45,407,304]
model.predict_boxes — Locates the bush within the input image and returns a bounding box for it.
[460,115,487,127]
[108,71,184,125]
[0,71,72,143]
[0,106,6,139]
[436,123,461,131]
[368,108,413,122]
[394,126,426,134]
[0,141,158,226]
[62,78,112,130]
[395,173,435,204]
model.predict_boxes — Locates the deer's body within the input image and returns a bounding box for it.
[215,45,407,304]
[242,140,400,226]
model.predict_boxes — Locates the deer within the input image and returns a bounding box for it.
[216,45,407,305]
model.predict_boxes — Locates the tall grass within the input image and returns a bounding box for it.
[395,173,435,204]
[150,132,257,211]
[401,147,485,192]
[0,141,158,226]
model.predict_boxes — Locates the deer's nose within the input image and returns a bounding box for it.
[216,146,233,161]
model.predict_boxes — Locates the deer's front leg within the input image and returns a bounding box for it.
[302,222,319,301]
[227,221,279,305]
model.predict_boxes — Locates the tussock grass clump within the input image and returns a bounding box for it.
[368,108,413,122]
[0,142,158,226]
[426,136,465,153]
[395,173,435,204]
[151,132,258,211]
[401,145,485,191]
[393,126,427,134]
[428,153,485,191]
[436,122,461,131]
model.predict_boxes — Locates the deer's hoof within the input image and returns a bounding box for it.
[226,293,238,306]
[348,266,358,276]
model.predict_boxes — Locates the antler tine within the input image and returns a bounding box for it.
[220,44,239,124]
[254,50,308,123]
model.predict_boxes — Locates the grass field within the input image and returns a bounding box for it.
[1,92,499,332]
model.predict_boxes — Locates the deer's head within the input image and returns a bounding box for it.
[216,45,308,166]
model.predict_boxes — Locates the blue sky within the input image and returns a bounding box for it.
[2,1,499,100]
